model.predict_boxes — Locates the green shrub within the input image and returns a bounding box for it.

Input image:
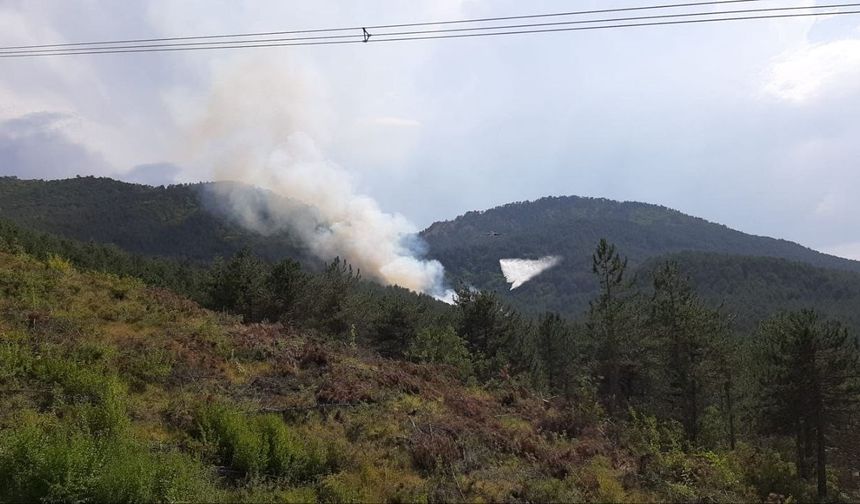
[46,254,73,274]
[406,325,473,378]
[195,403,331,481]
[92,443,219,504]
[621,412,755,502]
[521,476,583,503]
[197,403,267,476]
[733,443,814,502]
[280,486,319,503]
[0,414,217,503]
[0,339,32,382]
[124,345,175,388]
[573,455,628,503]
[0,419,101,503]
[256,414,329,481]
[317,472,370,503]
[32,355,130,434]
[72,340,118,366]
[235,482,318,504]
[92,440,161,503]
[108,276,139,301]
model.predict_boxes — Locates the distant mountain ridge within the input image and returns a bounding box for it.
[422,195,859,272]
[0,176,310,264]
[420,195,860,322]
[2,176,858,329]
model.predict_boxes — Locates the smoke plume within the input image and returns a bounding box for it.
[499,256,562,290]
[178,58,452,300]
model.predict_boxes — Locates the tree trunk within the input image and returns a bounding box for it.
[795,421,808,480]
[608,361,620,416]
[816,411,827,499]
[724,379,736,450]
[689,378,699,444]
[804,419,814,475]
[811,345,826,501]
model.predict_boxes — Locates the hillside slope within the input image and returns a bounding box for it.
[640,252,860,331]
[4,177,859,329]
[0,176,308,263]
[421,196,860,319]
[0,250,767,503]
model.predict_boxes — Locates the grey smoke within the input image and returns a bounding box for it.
[176,58,453,301]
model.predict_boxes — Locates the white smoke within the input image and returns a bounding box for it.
[176,57,453,301]
[499,256,562,290]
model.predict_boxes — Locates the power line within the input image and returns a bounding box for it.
[366,2,860,38]
[3,2,855,56]
[367,0,769,29]
[1,0,763,51]
[0,33,363,56]
[6,9,858,57]
[2,6,858,58]
[372,9,860,43]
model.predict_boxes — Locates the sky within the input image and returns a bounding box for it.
[1,0,859,260]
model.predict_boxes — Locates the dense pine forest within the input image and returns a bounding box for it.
[1,212,858,502]
[0,176,310,264]
[5,176,860,332]
[422,195,860,323]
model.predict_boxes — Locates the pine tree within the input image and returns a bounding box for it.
[293,257,362,337]
[376,298,417,357]
[647,261,730,445]
[758,310,860,499]
[537,312,579,398]
[266,258,306,321]
[586,239,645,415]
[406,325,473,378]
[456,287,503,357]
[710,325,740,450]
[455,287,537,381]
[207,248,270,322]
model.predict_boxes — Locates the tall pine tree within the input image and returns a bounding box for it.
[758,310,860,499]
[586,239,646,415]
[647,261,731,446]
[456,287,538,381]
[537,312,579,398]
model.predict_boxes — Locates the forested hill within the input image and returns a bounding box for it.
[422,196,859,272]
[2,178,860,501]
[4,177,860,328]
[639,252,860,332]
[0,176,308,263]
[421,195,860,319]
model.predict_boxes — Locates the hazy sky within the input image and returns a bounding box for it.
[1,0,859,259]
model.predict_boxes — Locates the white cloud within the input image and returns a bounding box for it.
[764,38,860,103]
[814,190,849,218]
[368,116,421,128]
[0,112,111,179]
